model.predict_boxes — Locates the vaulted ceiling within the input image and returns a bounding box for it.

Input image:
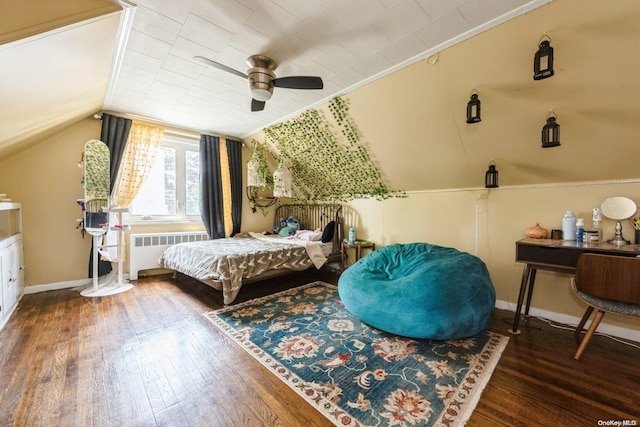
[0,0,549,158]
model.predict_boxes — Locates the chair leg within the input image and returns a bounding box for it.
[575,306,594,333]
[574,309,605,360]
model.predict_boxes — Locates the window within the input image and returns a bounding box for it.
[128,134,200,222]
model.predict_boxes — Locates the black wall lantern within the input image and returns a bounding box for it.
[534,35,554,80]
[466,90,481,123]
[542,111,560,148]
[485,161,499,188]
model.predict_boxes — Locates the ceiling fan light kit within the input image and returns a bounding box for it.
[194,54,323,111]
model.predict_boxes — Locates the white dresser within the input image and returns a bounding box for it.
[0,202,24,331]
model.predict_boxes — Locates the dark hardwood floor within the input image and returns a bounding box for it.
[0,268,638,426]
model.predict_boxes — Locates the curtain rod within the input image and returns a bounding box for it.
[93,111,243,142]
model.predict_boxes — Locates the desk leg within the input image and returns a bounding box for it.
[509,263,532,335]
[524,269,537,316]
[341,246,346,271]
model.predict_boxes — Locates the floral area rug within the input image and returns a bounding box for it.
[204,281,508,426]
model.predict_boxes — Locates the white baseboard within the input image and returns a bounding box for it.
[24,272,130,294]
[495,299,640,343]
[24,278,92,294]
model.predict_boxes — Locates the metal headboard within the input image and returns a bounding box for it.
[274,204,343,259]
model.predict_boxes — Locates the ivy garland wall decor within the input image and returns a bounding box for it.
[261,96,403,203]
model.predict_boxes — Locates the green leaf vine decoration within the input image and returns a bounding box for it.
[263,96,403,202]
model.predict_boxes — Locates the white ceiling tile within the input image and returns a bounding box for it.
[413,9,470,48]
[324,0,387,31]
[131,0,196,24]
[155,69,195,89]
[110,89,148,105]
[272,0,328,21]
[175,94,217,109]
[294,12,349,52]
[458,0,531,27]
[215,44,253,70]
[228,26,274,58]
[179,14,234,53]
[126,29,172,60]
[162,54,204,79]
[268,43,324,74]
[150,79,188,97]
[169,36,219,63]
[327,66,367,88]
[190,0,254,34]
[339,25,392,59]
[145,90,179,106]
[131,6,182,45]
[122,50,163,73]
[379,33,429,64]
[351,52,395,77]
[314,44,360,73]
[414,0,465,20]
[118,65,156,85]
[242,1,302,42]
[373,1,432,43]
[193,72,241,93]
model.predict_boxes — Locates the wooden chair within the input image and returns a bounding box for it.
[571,253,640,360]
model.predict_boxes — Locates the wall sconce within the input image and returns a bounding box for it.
[533,35,554,80]
[485,161,499,188]
[246,148,277,212]
[466,90,481,123]
[541,111,560,148]
[246,186,277,212]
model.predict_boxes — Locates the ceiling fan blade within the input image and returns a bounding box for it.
[251,99,266,112]
[272,76,323,90]
[193,56,248,79]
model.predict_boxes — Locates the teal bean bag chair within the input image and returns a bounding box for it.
[338,243,496,340]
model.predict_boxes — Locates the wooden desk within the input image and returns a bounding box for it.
[511,238,640,334]
[341,241,375,270]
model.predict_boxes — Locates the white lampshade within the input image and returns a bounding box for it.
[273,161,292,198]
[251,87,272,102]
[247,156,266,187]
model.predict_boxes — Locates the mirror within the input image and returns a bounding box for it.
[601,196,637,244]
[84,139,110,236]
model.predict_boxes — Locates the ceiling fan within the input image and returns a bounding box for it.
[194,55,324,112]
[193,55,324,111]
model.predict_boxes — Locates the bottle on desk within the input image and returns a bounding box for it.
[348,228,356,245]
[575,218,585,244]
[562,211,576,240]
[592,208,602,242]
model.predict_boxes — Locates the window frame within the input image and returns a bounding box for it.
[124,133,202,225]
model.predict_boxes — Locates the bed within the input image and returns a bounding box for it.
[159,204,343,304]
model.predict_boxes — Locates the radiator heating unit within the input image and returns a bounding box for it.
[129,231,208,280]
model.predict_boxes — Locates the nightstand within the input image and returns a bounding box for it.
[341,240,375,270]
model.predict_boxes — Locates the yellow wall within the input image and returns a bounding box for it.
[0,0,119,45]
[0,117,98,285]
[342,182,640,335]
[244,0,640,335]
[342,0,640,191]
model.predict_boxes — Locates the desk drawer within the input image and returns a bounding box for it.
[516,244,579,269]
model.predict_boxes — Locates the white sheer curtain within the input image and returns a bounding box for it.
[102,123,163,262]
[112,123,164,208]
